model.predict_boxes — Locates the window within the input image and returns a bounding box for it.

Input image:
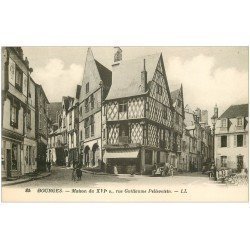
[10,104,18,128]
[85,97,89,113]
[85,126,90,139]
[26,110,31,129]
[237,117,243,126]
[90,115,94,137]
[103,129,106,139]
[90,94,94,109]
[221,119,227,128]
[86,82,89,93]
[39,111,42,129]
[221,156,227,168]
[15,66,23,92]
[80,106,82,116]
[221,135,227,147]
[119,101,127,112]
[80,130,83,140]
[237,134,243,147]
[69,112,72,125]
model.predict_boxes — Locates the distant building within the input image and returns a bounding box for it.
[35,84,49,172]
[66,85,81,168]
[47,102,62,165]
[171,85,185,168]
[79,48,112,168]
[214,104,248,170]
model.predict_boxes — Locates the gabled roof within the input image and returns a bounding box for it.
[48,102,62,124]
[106,53,161,100]
[219,104,248,119]
[95,59,112,89]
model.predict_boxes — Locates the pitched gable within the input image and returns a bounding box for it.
[106,53,160,100]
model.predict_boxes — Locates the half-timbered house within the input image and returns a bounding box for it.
[103,50,174,174]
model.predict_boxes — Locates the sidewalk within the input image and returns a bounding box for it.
[2,172,51,187]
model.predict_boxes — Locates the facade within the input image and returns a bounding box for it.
[23,77,37,174]
[103,49,174,174]
[2,47,32,179]
[35,84,49,172]
[170,85,185,168]
[214,104,248,170]
[67,86,81,167]
[182,106,212,171]
[47,102,62,165]
[79,48,112,168]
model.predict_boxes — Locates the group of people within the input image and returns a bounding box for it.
[72,165,83,181]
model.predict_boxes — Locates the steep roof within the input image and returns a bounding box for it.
[48,102,62,123]
[219,104,248,119]
[106,53,161,100]
[95,59,112,88]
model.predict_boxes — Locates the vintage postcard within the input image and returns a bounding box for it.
[1,46,249,202]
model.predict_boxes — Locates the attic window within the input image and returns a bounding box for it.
[237,117,243,126]
[156,84,162,95]
[221,119,227,128]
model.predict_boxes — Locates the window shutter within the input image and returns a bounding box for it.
[243,134,246,146]
[234,135,237,147]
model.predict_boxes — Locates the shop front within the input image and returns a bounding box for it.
[104,148,140,174]
[2,137,22,180]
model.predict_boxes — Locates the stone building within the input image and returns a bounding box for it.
[170,85,185,168]
[47,102,62,165]
[79,48,112,168]
[23,77,37,174]
[214,104,248,170]
[35,83,49,172]
[67,85,81,167]
[103,49,174,174]
[1,47,33,179]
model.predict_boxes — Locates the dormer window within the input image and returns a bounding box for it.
[237,117,243,126]
[221,118,227,128]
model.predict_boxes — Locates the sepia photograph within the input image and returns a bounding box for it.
[1,46,249,202]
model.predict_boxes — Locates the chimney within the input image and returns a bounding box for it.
[112,47,122,67]
[195,108,201,122]
[141,59,147,92]
[214,104,218,118]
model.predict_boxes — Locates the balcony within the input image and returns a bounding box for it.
[118,136,129,144]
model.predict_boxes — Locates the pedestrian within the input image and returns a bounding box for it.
[76,166,82,181]
[72,165,77,181]
[114,164,118,175]
[164,162,170,176]
[47,159,51,173]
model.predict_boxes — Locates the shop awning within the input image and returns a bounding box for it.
[104,149,139,159]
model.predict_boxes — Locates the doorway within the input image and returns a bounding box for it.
[6,149,11,179]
